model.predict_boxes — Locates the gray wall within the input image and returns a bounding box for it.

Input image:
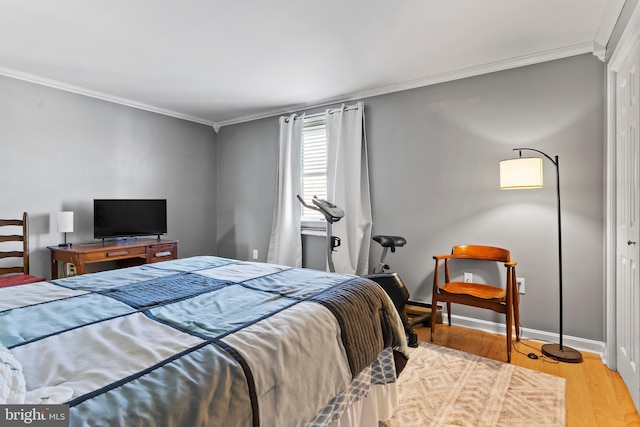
[216,54,605,342]
[1,76,218,278]
[217,118,278,261]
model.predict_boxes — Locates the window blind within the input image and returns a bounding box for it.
[301,117,327,221]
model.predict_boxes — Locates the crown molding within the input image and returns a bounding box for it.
[216,42,595,129]
[0,66,217,127]
[593,0,626,61]
[608,0,640,70]
[0,41,594,131]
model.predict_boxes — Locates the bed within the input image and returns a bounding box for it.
[0,256,408,426]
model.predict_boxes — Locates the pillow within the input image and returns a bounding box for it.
[0,339,26,404]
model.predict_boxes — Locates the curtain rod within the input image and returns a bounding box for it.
[284,104,360,122]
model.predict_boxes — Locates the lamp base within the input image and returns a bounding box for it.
[541,343,583,363]
[58,243,72,248]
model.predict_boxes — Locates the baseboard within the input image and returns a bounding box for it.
[449,314,607,363]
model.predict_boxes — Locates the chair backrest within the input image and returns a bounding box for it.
[451,245,511,263]
[0,212,30,275]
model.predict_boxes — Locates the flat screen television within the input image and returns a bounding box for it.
[94,199,167,240]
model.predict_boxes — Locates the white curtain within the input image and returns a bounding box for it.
[267,114,304,267]
[326,102,373,275]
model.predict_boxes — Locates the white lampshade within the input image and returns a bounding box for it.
[499,157,544,189]
[57,211,74,233]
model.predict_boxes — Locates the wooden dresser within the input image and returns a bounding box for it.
[48,239,178,279]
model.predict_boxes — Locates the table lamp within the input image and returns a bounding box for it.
[57,211,74,248]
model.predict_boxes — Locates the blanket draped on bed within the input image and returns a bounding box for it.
[310,279,404,377]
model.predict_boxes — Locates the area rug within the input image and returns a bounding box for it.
[383,342,566,427]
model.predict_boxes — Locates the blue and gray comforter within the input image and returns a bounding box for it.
[0,256,407,426]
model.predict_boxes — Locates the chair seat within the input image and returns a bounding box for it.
[439,281,506,301]
[0,274,46,288]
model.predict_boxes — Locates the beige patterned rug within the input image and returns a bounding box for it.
[384,342,566,427]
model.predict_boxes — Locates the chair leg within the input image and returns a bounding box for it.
[430,294,438,342]
[513,292,521,342]
[446,302,452,326]
[506,304,513,363]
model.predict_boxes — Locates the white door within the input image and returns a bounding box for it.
[616,37,640,412]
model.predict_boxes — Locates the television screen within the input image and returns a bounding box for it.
[94,199,167,239]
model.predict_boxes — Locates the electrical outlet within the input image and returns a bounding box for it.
[252,249,259,260]
[517,278,525,294]
[64,263,76,277]
[464,272,473,283]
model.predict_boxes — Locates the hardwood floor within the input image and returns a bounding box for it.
[413,323,640,427]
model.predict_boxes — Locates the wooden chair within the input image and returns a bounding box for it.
[430,245,519,362]
[0,212,45,287]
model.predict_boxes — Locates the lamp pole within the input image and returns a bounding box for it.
[512,148,581,363]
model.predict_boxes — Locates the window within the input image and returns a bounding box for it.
[300,115,327,226]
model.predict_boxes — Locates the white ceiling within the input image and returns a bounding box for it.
[0,0,622,129]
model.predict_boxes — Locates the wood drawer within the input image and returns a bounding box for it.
[148,243,177,263]
[49,239,179,279]
[84,246,147,262]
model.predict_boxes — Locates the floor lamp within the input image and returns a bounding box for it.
[499,148,582,363]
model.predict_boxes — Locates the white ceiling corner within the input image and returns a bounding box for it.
[593,0,627,61]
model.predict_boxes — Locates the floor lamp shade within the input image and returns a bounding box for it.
[499,157,543,189]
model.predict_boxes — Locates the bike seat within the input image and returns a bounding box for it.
[373,235,407,248]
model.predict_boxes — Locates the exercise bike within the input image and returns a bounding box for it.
[297,195,427,347]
